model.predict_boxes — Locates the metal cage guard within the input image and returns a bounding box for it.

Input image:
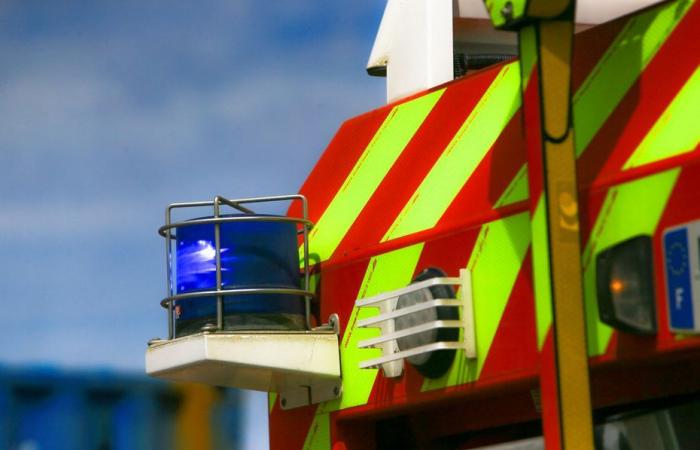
[355,268,476,378]
[158,194,315,339]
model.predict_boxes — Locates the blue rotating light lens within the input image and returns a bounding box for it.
[176,239,222,293]
[173,215,304,335]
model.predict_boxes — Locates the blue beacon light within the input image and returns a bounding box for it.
[160,196,314,338]
[148,195,343,409]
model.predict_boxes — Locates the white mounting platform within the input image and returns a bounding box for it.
[146,331,341,409]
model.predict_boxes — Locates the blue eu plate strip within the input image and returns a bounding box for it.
[664,227,694,330]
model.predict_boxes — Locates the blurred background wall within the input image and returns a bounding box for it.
[0,366,242,450]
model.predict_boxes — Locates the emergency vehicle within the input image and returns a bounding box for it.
[146,0,700,448]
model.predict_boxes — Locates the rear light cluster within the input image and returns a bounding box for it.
[596,236,656,334]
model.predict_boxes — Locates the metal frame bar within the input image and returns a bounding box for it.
[357,298,462,327]
[355,276,461,307]
[161,194,314,339]
[359,341,465,369]
[358,319,463,348]
[160,287,315,308]
[159,215,313,237]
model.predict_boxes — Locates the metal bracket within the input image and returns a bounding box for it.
[355,268,476,378]
[280,381,342,410]
[279,314,343,410]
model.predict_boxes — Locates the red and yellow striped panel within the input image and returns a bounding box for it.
[270,1,700,449]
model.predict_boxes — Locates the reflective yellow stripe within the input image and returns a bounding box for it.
[519,26,538,91]
[495,165,529,208]
[422,212,531,391]
[306,90,444,262]
[323,244,424,410]
[582,169,680,356]
[624,66,700,169]
[304,244,424,450]
[574,0,694,156]
[298,245,423,445]
[302,412,330,450]
[531,196,553,349]
[268,392,277,413]
[382,63,521,241]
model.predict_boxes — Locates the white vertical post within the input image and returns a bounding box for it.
[374,0,454,103]
[460,268,476,359]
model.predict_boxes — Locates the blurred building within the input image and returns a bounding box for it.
[0,366,242,450]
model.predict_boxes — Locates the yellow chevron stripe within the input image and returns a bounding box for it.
[299,245,425,450]
[422,212,531,391]
[530,196,553,350]
[624,66,700,169]
[574,0,694,156]
[495,165,530,208]
[305,90,443,262]
[302,411,330,450]
[519,25,538,92]
[382,63,521,241]
[325,244,424,411]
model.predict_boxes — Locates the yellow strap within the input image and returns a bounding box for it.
[542,134,594,450]
[533,17,595,449]
[539,20,574,140]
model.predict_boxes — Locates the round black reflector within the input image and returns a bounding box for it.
[394,267,459,378]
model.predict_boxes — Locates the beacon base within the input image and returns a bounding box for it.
[146,331,342,409]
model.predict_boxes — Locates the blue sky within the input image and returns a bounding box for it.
[1,0,385,447]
